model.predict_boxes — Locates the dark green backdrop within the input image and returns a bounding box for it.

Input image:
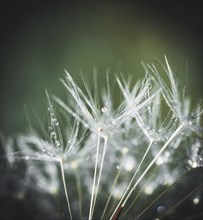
[1,1,203,135]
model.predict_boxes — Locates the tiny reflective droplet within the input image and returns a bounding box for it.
[157,206,165,213]
[55,141,60,147]
[193,197,200,205]
[116,165,120,170]
[25,156,29,160]
[101,107,108,113]
[50,132,56,138]
[51,118,59,126]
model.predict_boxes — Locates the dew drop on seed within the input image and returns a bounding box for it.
[25,156,29,160]
[55,141,60,147]
[193,197,200,205]
[101,106,108,113]
[157,206,165,213]
[172,114,176,119]
[50,131,56,138]
[51,118,59,126]
[116,165,120,170]
[199,158,203,167]
[121,147,128,155]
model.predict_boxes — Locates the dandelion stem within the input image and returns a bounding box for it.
[92,135,108,216]
[88,132,101,220]
[123,167,156,218]
[122,124,184,207]
[111,206,123,220]
[101,162,121,220]
[74,169,83,220]
[110,141,153,219]
[59,158,72,220]
[91,136,108,217]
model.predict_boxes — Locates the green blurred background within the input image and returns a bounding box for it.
[1,1,202,135]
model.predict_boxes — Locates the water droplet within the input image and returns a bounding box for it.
[86,155,90,161]
[193,197,200,205]
[188,120,192,125]
[144,185,154,195]
[25,156,29,160]
[192,161,198,168]
[51,118,59,126]
[116,165,120,170]
[50,131,56,138]
[122,155,135,171]
[199,158,203,167]
[121,147,128,155]
[101,106,108,113]
[147,106,152,115]
[55,140,60,147]
[157,206,165,213]
[172,114,176,119]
